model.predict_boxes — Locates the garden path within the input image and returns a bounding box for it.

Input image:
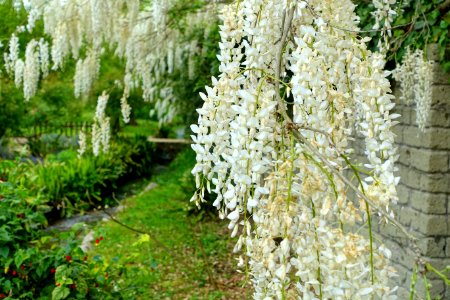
[89,151,249,299]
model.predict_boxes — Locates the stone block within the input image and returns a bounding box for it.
[397,146,412,167]
[413,214,449,236]
[388,266,408,290]
[447,195,450,214]
[396,106,413,126]
[418,237,447,257]
[419,173,450,194]
[409,148,449,173]
[397,206,421,229]
[393,124,404,143]
[400,167,422,189]
[432,63,450,85]
[394,252,418,274]
[396,183,410,205]
[431,85,450,107]
[426,258,450,280]
[410,190,448,215]
[428,279,446,299]
[396,287,410,300]
[429,128,450,150]
[377,225,413,249]
[428,108,450,128]
[403,126,450,150]
[402,125,429,147]
[446,237,450,258]
[392,263,410,284]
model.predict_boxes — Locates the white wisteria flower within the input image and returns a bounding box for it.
[191,0,399,299]
[393,48,434,131]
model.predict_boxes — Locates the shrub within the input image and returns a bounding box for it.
[0,136,155,298]
[3,136,155,219]
[0,181,124,299]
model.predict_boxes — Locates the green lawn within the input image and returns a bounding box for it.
[92,150,249,299]
[119,119,160,138]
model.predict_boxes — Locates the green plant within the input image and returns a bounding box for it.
[2,136,155,219]
[0,181,124,299]
[356,0,450,70]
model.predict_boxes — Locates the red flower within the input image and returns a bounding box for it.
[100,236,104,241]
[20,265,25,270]
[65,255,72,262]
[56,282,61,287]
[50,268,56,274]
[0,293,6,299]
[12,270,17,276]
[69,284,77,290]
[95,239,100,245]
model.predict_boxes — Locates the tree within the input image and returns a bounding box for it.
[1,0,448,299]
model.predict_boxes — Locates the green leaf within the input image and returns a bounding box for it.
[132,234,150,246]
[440,20,449,29]
[0,246,9,259]
[96,275,105,284]
[442,61,450,72]
[55,265,73,285]
[51,286,70,300]
[428,10,440,25]
[0,227,12,241]
[414,21,425,30]
[439,32,447,45]
[14,249,30,269]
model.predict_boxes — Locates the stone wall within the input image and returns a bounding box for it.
[350,45,450,299]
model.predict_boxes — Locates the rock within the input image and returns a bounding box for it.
[144,182,158,192]
[80,230,94,252]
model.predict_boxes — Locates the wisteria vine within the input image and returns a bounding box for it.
[191,0,401,298]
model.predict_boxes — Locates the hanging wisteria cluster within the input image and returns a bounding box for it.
[92,91,110,156]
[191,0,400,298]
[2,0,220,147]
[393,48,434,131]
[4,34,50,101]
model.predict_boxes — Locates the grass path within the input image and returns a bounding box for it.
[92,150,249,299]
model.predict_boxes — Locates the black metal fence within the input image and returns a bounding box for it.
[29,122,92,139]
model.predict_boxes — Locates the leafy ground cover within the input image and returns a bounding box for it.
[2,136,155,219]
[92,150,249,299]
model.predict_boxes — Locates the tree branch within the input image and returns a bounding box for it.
[275,7,295,114]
